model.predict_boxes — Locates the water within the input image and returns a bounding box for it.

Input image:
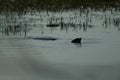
[0,9,120,80]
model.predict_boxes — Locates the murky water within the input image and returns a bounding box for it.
[0,9,120,80]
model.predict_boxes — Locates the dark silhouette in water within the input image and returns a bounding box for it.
[47,24,59,27]
[32,37,58,41]
[71,38,82,44]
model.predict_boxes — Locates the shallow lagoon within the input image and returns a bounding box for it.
[0,9,120,80]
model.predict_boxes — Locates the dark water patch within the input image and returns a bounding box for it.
[27,36,58,41]
[46,24,59,27]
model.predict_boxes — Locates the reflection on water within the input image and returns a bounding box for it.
[0,9,120,37]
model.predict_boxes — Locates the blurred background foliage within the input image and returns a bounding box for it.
[0,0,120,12]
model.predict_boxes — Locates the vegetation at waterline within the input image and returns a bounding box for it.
[0,0,120,12]
[0,0,120,38]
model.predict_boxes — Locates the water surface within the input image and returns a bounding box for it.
[0,9,120,80]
